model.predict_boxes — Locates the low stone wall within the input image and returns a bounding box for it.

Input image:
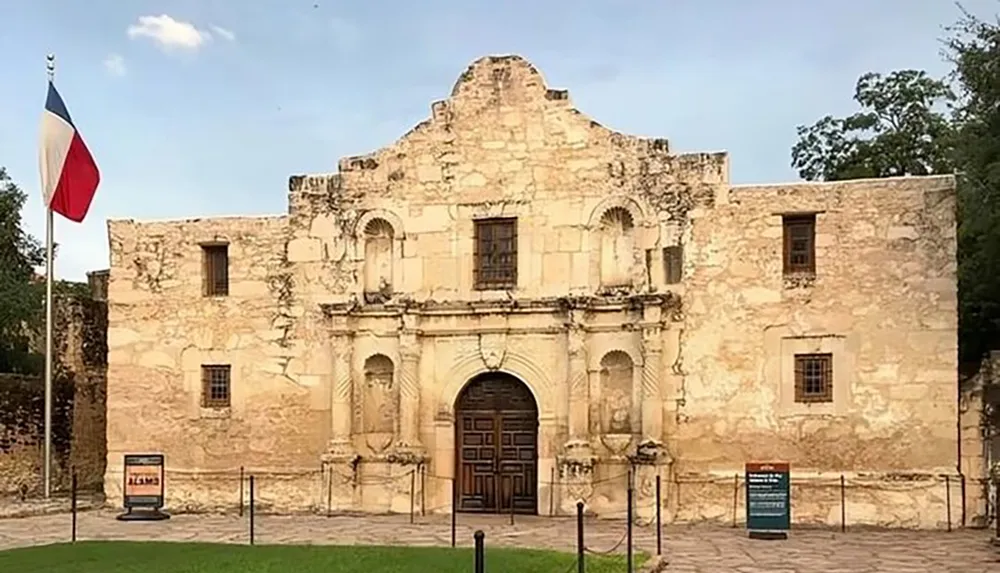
[673,471,964,530]
[101,464,966,529]
[0,373,75,495]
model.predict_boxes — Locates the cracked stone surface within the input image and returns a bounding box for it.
[0,511,996,572]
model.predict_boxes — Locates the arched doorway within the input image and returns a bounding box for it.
[454,372,538,514]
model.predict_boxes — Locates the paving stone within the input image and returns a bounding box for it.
[0,510,996,571]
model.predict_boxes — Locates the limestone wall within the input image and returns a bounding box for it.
[672,176,960,527]
[102,216,340,509]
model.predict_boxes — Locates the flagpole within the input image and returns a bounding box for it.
[43,53,55,499]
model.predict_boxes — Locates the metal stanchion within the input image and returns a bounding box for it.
[473,530,485,573]
[70,470,77,543]
[576,501,585,573]
[249,475,256,545]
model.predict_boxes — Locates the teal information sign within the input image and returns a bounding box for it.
[745,462,790,532]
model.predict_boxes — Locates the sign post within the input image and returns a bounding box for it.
[116,454,170,521]
[745,462,790,540]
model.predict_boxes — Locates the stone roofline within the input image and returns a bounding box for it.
[102,172,957,230]
[295,54,727,185]
[104,213,288,226]
[731,173,956,192]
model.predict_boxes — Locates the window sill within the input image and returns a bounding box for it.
[199,407,231,419]
[782,272,816,290]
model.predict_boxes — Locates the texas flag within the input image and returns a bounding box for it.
[38,82,100,223]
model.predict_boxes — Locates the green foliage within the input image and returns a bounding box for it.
[946,7,1000,367]
[789,7,1000,370]
[0,167,44,374]
[790,70,957,182]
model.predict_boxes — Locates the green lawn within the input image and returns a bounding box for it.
[0,541,644,573]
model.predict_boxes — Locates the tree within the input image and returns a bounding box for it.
[790,70,957,182]
[0,167,44,374]
[945,6,1000,431]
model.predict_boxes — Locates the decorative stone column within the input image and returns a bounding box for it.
[641,323,664,446]
[558,309,596,514]
[322,326,359,512]
[326,331,356,459]
[566,317,591,446]
[394,313,425,458]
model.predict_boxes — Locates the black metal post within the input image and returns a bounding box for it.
[626,470,633,573]
[249,475,255,545]
[70,470,77,543]
[945,475,952,532]
[960,472,966,528]
[326,464,332,518]
[550,467,556,517]
[731,473,738,528]
[239,466,245,517]
[473,530,485,573]
[576,501,585,573]
[410,470,416,524]
[840,474,846,533]
[509,477,515,526]
[420,463,426,517]
[451,478,457,548]
[995,477,1000,540]
[655,475,662,556]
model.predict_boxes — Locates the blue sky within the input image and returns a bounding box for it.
[0,0,995,281]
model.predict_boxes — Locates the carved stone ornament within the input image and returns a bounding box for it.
[600,433,634,456]
[558,446,598,502]
[478,332,507,371]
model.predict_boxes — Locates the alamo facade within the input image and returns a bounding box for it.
[103,55,987,528]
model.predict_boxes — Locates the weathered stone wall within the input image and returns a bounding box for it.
[103,216,333,509]
[959,350,997,527]
[673,176,962,526]
[105,55,966,528]
[0,288,109,495]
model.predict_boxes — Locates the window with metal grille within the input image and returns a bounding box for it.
[202,244,229,296]
[473,218,518,290]
[793,353,833,403]
[663,245,683,284]
[782,214,816,275]
[201,365,231,408]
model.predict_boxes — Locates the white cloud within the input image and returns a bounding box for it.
[210,25,236,42]
[103,53,126,76]
[127,14,219,51]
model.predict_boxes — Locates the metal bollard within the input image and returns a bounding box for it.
[576,501,585,573]
[473,530,485,573]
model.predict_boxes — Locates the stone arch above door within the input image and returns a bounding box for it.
[440,352,552,419]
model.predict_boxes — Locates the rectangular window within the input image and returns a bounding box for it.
[663,245,683,284]
[793,353,833,403]
[783,214,816,275]
[201,365,231,408]
[202,244,229,296]
[473,218,518,290]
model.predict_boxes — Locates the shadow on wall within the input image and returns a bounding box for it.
[0,270,109,497]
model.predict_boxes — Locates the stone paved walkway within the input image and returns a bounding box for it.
[0,510,996,572]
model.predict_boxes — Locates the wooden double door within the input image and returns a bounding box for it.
[455,374,538,514]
